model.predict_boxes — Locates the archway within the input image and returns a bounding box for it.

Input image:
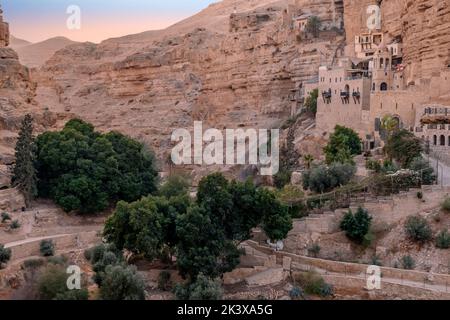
[433,135,437,145]
[380,82,388,91]
[440,135,446,146]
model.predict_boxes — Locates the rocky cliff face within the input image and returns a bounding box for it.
[35,0,343,161]
[343,0,450,81]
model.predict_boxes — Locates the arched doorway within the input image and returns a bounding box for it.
[433,135,437,145]
[380,82,388,91]
[440,135,446,146]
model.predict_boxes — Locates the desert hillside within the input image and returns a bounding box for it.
[15,36,79,68]
[34,0,343,163]
[8,35,31,50]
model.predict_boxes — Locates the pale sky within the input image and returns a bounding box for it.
[2,0,218,43]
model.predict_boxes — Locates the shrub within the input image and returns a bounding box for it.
[174,274,223,300]
[366,159,381,172]
[442,198,450,212]
[10,220,21,229]
[48,255,67,265]
[401,255,415,270]
[37,264,88,300]
[273,169,292,190]
[302,162,356,193]
[384,130,422,168]
[23,258,45,269]
[416,191,423,200]
[0,244,12,266]
[158,270,172,291]
[404,216,432,243]
[307,243,321,258]
[304,89,318,116]
[159,174,190,198]
[1,212,11,223]
[370,255,382,266]
[295,271,333,297]
[99,264,146,300]
[409,157,436,185]
[340,207,372,244]
[289,286,304,299]
[436,229,450,249]
[40,240,55,257]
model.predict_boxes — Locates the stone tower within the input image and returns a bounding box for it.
[372,43,393,92]
[0,3,10,47]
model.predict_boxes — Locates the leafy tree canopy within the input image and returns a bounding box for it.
[35,119,158,213]
[324,125,362,164]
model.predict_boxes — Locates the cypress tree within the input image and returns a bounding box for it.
[12,114,37,207]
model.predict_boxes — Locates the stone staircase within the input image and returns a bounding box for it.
[290,185,450,236]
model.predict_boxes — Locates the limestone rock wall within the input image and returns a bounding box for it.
[35,0,344,160]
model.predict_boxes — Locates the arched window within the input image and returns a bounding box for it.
[372,83,376,91]
[380,58,384,68]
[380,82,388,91]
[345,84,350,94]
[441,135,446,146]
[434,135,437,145]
[386,58,390,69]
[448,136,450,146]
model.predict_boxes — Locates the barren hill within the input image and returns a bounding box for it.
[9,35,32,50]
[15,36,79,68]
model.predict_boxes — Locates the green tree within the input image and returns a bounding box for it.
[104,197,168,261]
[306,16,322,38]
[0,244,12,266]
[40,239,55,257]
[35,119,158,213]
[174,273,223,300]
[380,115,399,140]
[340,207,372,244]
[12,114,37,207]
[324,126,361,164]
[408,157,436,185]
[304,89,319,115]
[384,129,423,168]
[302,162,356,193]
[99,264,145,300]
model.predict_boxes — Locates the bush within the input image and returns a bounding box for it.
[1,212,11,223]
[436,229,450,249]
[409,157,436,185]
[404,216,432,243]
[159,174,190,198]
[304,89,318,115]
[0,244,12,265]
[302,162,356,193]
[442,198,450,212]
[23,258,45,269]
[400,255,415,270]
[35,119,159,214]
[99,264,145,300]
[273,169,292,190]
[366,159,382,172]
[10,220,21,229]
[174,274,223,300]
[416,191,423,200]
[340,207,372,244]
[37,264,88,300]
[48,255,67,265]
[295,271,333,297]
[384,130,422,168]
[307,243,321,258]
[158,270,172,291]
[40,240,55,257]
[289,286,304,299]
